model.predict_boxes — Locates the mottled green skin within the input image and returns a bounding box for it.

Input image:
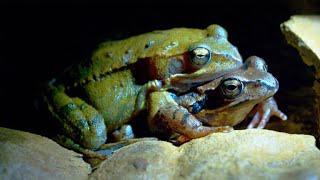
[69,24,242,84]
[44,24,242,153]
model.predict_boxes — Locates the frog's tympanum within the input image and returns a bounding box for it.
[148,56,287,143]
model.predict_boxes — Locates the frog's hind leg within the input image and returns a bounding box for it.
[45,84,107,158]
[54,134,107,159]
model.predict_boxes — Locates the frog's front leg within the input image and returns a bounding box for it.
[148,91,232,142]
[247,97,288,129]
[159,105,233,139]
[45,84,107,158]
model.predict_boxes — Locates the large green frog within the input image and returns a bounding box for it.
[44,24,244,158]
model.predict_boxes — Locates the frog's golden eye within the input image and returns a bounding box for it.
[220,78,243,99]
[188,47,212,67]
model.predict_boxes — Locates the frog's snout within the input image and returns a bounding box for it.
[273,77,279,92]
[258,75,279,94]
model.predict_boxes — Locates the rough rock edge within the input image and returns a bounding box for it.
[90,129,320,180]
[280,15,320,142]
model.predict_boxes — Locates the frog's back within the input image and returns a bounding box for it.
[69,27,208,84]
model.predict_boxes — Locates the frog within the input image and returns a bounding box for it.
[147,56,287,143]
[44,24,243,158]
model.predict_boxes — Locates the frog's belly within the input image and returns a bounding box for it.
[82,70,143,131]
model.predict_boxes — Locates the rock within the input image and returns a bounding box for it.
[280,15,320,139]
[0,127,91,180]
[89,129,320,180]
[281,15,320,74]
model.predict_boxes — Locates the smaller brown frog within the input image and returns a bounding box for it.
[148,56,287,143]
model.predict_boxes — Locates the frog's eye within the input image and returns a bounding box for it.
[220,78,243,99]
[188,47,212,67]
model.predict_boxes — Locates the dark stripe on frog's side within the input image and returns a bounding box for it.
[66,52,186,87]
[202,88,225,110]
[62,62,139,87]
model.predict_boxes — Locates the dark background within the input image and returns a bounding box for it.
[1,0,319,134]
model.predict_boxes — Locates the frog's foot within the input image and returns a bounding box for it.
[147,80,164,92]
[160,105,233,139]
[247,97,288,129]
[54,134,107,159]
[45,85,108,157]
[145,78,174,92]
[169,135,192,145]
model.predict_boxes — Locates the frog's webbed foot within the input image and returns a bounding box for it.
[160,105,233,139]
[54,134,107,159]
[145,78,174,92]
[45,84,107,157]
[146,80,164,92]
[169,135,192,145]
[247,97,288,129]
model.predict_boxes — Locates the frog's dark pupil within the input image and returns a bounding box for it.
[227,85,237,91]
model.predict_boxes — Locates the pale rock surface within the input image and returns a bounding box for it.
[281,15,320,75]
[0,127,91,180]
[281,15,320,141]
[90,129,320,180]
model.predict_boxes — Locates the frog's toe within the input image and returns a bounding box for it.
[53,96,107,150]
[221,126,234,132]
[247,106,271,129]
[71,98,107,150]
[169,135,191,145]
[273,109,288,121]
[147,80,163,92]
[247,97,287,129]
[54,134,107,159]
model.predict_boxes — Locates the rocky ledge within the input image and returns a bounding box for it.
[281,15,320,139]
[1,128,319,179]
[0,127,91,180]
[90,129,320,180]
